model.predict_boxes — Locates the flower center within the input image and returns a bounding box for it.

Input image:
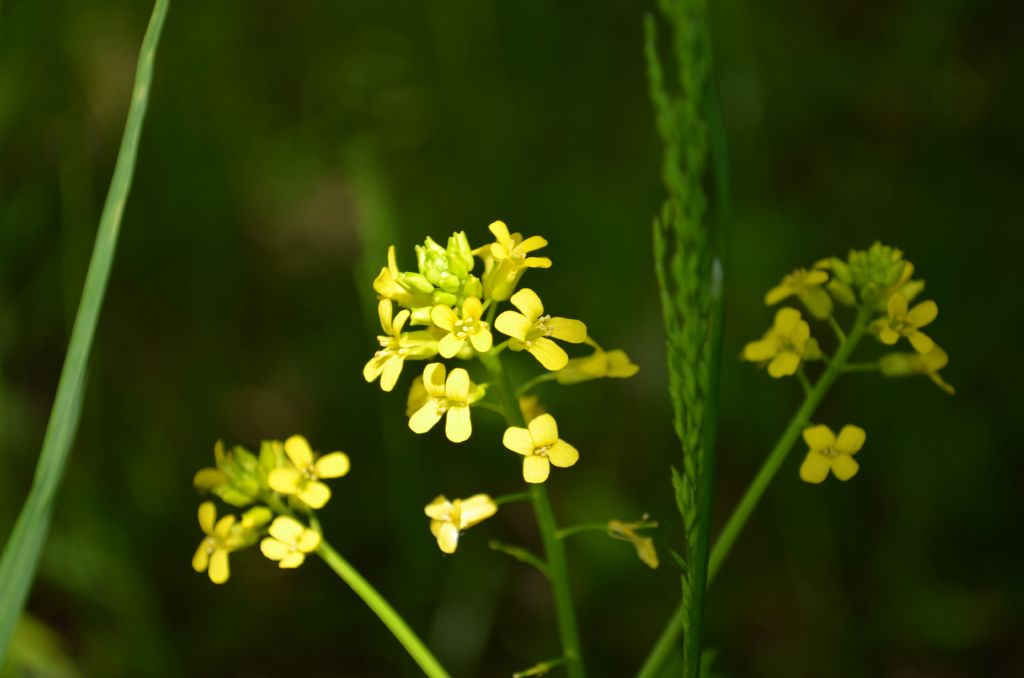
[454,319,477,338]
[534,445,550,457]
[820,446,838,459]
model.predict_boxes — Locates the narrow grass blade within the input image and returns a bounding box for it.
[0,0,170,660]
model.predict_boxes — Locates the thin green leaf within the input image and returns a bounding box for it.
[0,0,170,660]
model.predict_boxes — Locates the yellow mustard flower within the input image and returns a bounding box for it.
[765,267,833,319]
[431,297,493,358]
[363,299,438,392]
[408,363,481,443]
[555,346,639,385]
[879,345,955,395]
[742,307,812,378]
[799,424,866,484]
[479,221,552,300]
[260,516,321,568]
[875,292,938,354]
[495,289,587,371]
[192,502,237,584]
[608,520,659,569]
[502,413,579,483]
[424,494,498,554]
[267,435,350,510]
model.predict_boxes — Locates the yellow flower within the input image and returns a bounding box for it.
[502,413,579,483]
[608,520,659,569]
[875,292,938,354]
[408,363,482,443]
[430,297,493,358]
[555,346,639,385]
[363,299,438,392]
[424,494,497,554]
[742,307,812,378]
[799,424,866,484]
[267,435,350,509]
[495,289,587,371]
[192,502,237,584]
[879,345,955,395]
[765,268,833,319]
[260,516,321,568]
[480,221,552,300]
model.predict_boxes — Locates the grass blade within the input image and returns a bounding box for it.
[0,0,170,660]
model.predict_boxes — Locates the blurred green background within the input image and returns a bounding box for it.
[1,0,1021,676]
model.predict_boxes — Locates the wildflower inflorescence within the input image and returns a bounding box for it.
[363,221,644,554]
[190,435,349,583]
[743,242,953,483]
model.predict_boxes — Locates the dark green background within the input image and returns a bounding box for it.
[1,0,1020,676]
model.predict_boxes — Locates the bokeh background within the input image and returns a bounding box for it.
[1,0,1021,676]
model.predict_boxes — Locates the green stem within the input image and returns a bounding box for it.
[842,362,880,373]
[489,540,550,578]
[557,521,658,540]
[636,305,872,678]
[516,371,558,397]
[480,353,586,678]
[493,491,532,506]
[317,540,450,678]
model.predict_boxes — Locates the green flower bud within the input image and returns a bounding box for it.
[848,242,912,304]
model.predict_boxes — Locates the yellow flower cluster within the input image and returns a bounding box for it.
[365,222,639,554]
[743,243,952,484]
[190,434,348,583]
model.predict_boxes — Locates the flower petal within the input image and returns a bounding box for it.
[878,326,900,345]
[380,355,404,392]
[523,455,551,484]
[528,337,569,371]
[377,299,393,334]
[907,300,938,327]
[462,297,483,320]
[437,333,464,359]
[198,502,216,535]
[908,331,934,354]
[528,414,560,447]
[495,311,532,341]
[835,425,866,455]
[524,256,552,269]
[445,405,472,443]
[548,317,587,343]
[445,368,471,402]
[279,552,306,568]
[459,495,497,528]
[518,235,548,254]
[284,435,315,469]
[764,283,793,306]
[424,496,452,520]
[208,549,230,584]
[888,292,908,319]
[547,440,579,468]
[774,307,803,335]
[192,542,210,573]
[268,467,302,495]
[799,452,830,484]
[436,522,460,554]
[363,354,386,383]
[269,516,304,543]
[767,352,800,378]
[742,338,776,362]
[409,401,444,434]
[260,537,289,561]
[802,424,836,451]
[297,529,321,553]
[469,328,493,353]
[213,515,236,539]
[315,452,351,479]
[503,427,535,455]
[298,481,331,509]
[193,468,226,490]
[422,362,448,398]
[430,305,458,331]
[830,454,860,481]
[509,288,544,321]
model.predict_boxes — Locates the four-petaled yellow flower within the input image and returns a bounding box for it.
[765,267,833,319]
[742,307,812,378]
[431,297,493,358]
[502,413,579,483]
[260,516,321,568]
[799,424,866,484]
[480,221,552,300]
[192,502,237,584]
[424,494,498,554]
[495,289,587,371]
[876,292,938,354]
[267,435,350,509]
[364,299,437,392]
[408,363,479,443]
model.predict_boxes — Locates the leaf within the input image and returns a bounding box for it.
[0,0,170,661]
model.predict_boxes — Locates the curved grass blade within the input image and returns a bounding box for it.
[0,0,170,660]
